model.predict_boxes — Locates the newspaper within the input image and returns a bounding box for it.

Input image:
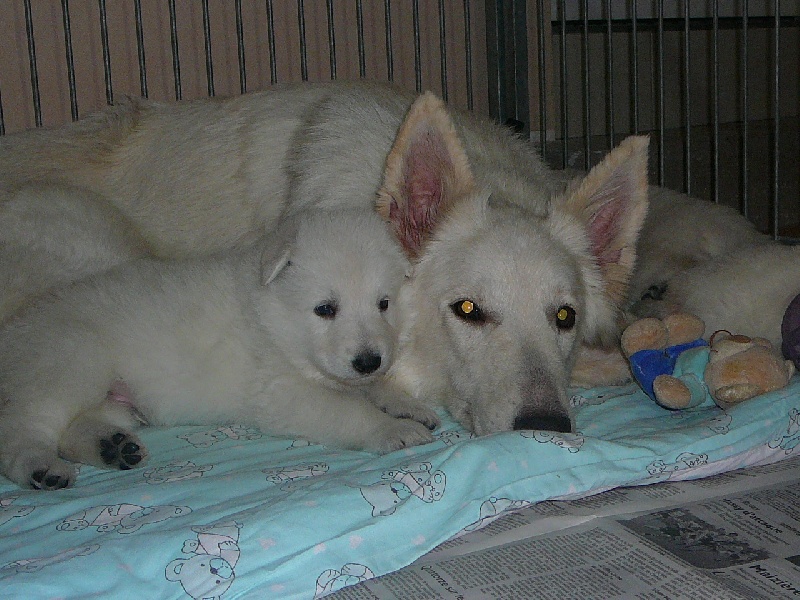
[330,456,800,599]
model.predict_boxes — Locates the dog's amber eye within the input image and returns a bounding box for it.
[314,303,337,319]
[555,305,576,330]
[378,297,389,312]
[451,299,485,324]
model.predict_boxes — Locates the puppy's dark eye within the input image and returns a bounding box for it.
[378,297,389,312]
[555,305,576,330]
[451,299,485,324]
[314,303,337,319]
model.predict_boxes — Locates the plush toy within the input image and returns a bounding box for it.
[781,292,800,370]
[622,313,795,410]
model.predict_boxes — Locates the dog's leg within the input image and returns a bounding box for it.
[59,385,149,471]
[256,379,435,453]
[0,406,77,490]
[366,380,440,431]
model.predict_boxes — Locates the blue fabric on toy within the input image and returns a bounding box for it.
[628,338,708,402]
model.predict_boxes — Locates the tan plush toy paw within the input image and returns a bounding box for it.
[623,312,796,411]
[705,332,795,409]
[622,313,709,410]
[621,313,704,357]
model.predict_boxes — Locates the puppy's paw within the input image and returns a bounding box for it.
[368,388,441,431]
[99,432,148,470]
[387,404,440,431]
[29,461,76,491]
[369,418,435,454]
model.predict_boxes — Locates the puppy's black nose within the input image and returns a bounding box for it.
[352,351,382,374]
[513,411,572,433]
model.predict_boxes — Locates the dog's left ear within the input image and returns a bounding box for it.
[376,92,476,259]
[260,220,299,285]
[559,135,650,308]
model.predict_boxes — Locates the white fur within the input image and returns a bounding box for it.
[0,209,435,490]
[0,82,650,449]
[629,187,799,346]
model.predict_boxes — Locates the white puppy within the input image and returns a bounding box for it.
[0,209,434,490]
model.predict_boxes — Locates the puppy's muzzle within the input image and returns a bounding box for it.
[352,350,382,374]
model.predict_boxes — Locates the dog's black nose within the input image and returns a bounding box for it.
[513,412,572,433]
[352,351,382,374]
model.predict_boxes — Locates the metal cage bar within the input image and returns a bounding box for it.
[326,0,336,80]
[772,2,781,240]
[133,0,148,97]
[23,0,42,128]
[235,0,246,94]
[202,0,215,96]
[604,0,614,149]
[0,1,797,243]
[98,0,113,105]
[61,0,79,121]
[682,0,691,195]
[168,0,182,100]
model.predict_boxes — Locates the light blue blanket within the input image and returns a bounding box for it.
[1,379,799,599]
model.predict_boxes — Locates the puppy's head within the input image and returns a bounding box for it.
[259,209,408,385]
[377,91,649,434]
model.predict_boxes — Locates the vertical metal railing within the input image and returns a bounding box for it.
[98,0,113,105]
[297,0,308,81]
[1,0,795,245]
[580,0,590,166]
[384,0,394,82]
[61,0,79,121]
[266,0,278,85]
[711,0,720,204]
[558,0,568,167]
[741,1,750,219]
[630,0,639,134]
[682,0,691,195]
[463,0,473,110]
[168,0,182,100]
[535,0,546,156]
[23,0,42,128]
[772,2,781,240]
[356,0,366,79]
[485,0,529,134]
[412,0,422,92]
[326,0,336,79]
[604,0,614,150]
[235,0,246,94]
[133,0,148,97]
[438,0,448,101]
[202,0,215,96]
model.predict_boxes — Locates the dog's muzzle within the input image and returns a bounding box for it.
[513,408,572,433]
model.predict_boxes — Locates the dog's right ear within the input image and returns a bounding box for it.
[376,92,476,259]
[259,220,298,285]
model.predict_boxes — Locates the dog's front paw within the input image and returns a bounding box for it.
[99,432,147,470]
[29,461,76,491]
[369,388,441,431]
[368,418,435,454]
[383,402,441,431]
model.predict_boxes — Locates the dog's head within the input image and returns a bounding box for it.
[377,92,649,435]
[259,209,408,385]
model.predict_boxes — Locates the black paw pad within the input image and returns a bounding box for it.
[30,469,69,491]
[100,433,144,470]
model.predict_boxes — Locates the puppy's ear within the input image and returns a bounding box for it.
[260,220,298,285]
[561,135,650,308]
[376,92,476,259]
